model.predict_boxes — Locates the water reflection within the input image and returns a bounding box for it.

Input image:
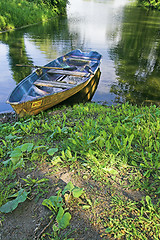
[0,17,78,85]
[0,17,80,112]
[110,6,160,104]
[0,0,160,112]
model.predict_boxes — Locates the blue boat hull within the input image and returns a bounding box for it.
[7,49,102,117]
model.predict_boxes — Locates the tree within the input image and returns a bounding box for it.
[138,0,160,10]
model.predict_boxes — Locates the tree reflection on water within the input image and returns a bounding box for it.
[109,6,160,105]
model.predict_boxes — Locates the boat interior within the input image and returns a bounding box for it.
[8,52,100,104]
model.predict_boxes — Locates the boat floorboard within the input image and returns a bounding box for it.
[47,69,89,77]
[34,80,77,89]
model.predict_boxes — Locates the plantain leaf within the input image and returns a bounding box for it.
[72,187,84,198]
[58,212,71,229]
[0,199,18,213]
[47,148,58,156]
[21,143,34,153]
[0,189,28,213]
[49,195,64,208]
[12,158,25,169]
[56,207,64,222]
[62,181,74,195]
[10,148,22,159]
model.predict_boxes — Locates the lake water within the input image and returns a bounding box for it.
[0,0,160,113]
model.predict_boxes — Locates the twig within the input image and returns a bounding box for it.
[36,218,54,240]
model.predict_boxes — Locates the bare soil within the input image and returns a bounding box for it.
[0,164,145,240]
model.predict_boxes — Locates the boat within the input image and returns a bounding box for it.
[7,49,102,117]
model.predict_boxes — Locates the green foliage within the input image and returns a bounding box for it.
[47,148,59,156]
[62,181,84,198]
[0,0,67,31]
[42,182,83,239]
[42,190,64,214]
[138,0,160,10]
[103,194,160,239]
[0,175,49,213]
[2,142,34,170]
[0,189,28,213]
[0,103,160,239]
[0,138,48,209]
[22,177,49,196]
[0,15,7,30]
[56,207,71,229]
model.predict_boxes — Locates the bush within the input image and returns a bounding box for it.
[138,0,160,10]
[0,0,67,31]
[0,15,6,31]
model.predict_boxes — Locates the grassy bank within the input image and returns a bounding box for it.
[0,102,160,239]
[0,0,67,32]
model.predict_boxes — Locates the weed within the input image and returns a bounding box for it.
[41,182,84,239]
[0,102,160,239]
[103,194,160,239]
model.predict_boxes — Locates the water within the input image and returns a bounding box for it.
[0,0,160,113]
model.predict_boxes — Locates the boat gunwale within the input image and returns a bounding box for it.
[6,49,102,116]
[8,74,92,106]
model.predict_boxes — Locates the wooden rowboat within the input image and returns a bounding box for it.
[7,49,102,117]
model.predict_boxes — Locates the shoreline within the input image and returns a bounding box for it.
[0,17,56,35]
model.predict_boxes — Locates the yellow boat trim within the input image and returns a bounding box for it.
[31,100,42,108]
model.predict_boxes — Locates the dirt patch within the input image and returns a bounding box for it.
[0,112,18,124]
[0,162,145,240]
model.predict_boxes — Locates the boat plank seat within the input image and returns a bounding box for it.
[34,80,77,89]
[47,69,89,77]
[65,56,97,61]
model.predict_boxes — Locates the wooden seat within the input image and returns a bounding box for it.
[34,80,77,89]
[47,69,89,77]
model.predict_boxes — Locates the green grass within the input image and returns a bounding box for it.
[0,102,160,239]
[0,0,67,31]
